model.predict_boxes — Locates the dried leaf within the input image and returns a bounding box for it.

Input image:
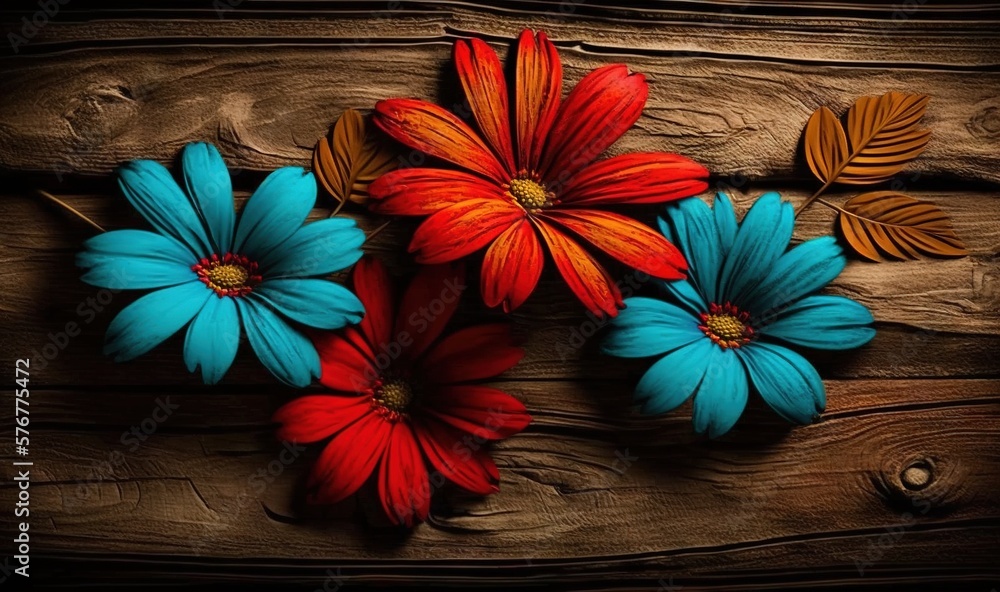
[837,191,967,262]
[313,109,398,205]
[804,92,930,187]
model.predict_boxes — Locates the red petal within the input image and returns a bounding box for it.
[310,411,392,504]
[422,385,531,440]
[369,168,507,216]
[351,257,395,352]
[374,99,507,184]
[541,209,687,280]
[393,261,467,366]
[273,394,370,443]
[378,423,430,526]
[515,29,561,173]
[539,64,648,185]
[481,218,544,312]
[560,153,709,205]
[409,198,525,264]
[313,329,377,393]
[413,416,500,495]
[455,38,516,175]
[533,218,623,317]
[421,324,524,384]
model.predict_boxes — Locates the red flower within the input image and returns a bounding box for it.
[370,29,709,317]
[273,257,531,526]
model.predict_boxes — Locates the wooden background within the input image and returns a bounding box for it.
[1,1,999,589]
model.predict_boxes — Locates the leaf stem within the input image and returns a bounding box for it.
[815,198,847,214]
[36,190,106,233]
[329,198,347,218]
[794,179,832,218]
[366,219,392,241]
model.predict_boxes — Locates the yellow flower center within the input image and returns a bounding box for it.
[373,377,414,419]
[699,302,755,349]
[193,253,262,297]
[507,175,552,209]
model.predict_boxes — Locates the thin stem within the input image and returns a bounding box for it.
[815,198,847,214]
[793,179,833,218]
[366,219,392,241]
[328,197,347,218]
[36,190,106,233]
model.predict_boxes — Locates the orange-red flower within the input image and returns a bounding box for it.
[370,29,709,316]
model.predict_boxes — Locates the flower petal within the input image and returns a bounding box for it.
[760,295,875,350]
[455,38,516,175]
[421,324,524,383]
[718,192,794,307]
[714,191,738,255]
[409,198,524,264]
[181,142,235,253]
[413,417,499,495]
[352,257,395,352]
[183,294,240,384]
[374,98,508,184]
[369,168,508,216]
[602,297,703,358]
[314,328,378,393]
[663,197,723,303]
[78,229,195,290]
[273,394,370,443]
[394,262,467,365]
[379,423,431,526]
[737,341,826,425]
[742,235,845,318]
[653,278,707,317]
[515,29,561,172]
[560,153,708,205]
[540,64,648,185]
[252,279,364,330]
[542,209,687,280]
[261,218,365,278]
[534,218,622,318]
[481,218,544,312]
[237,297,320,387]
[311,412,392,504]
[691,348,748,438]
[104,281,211,362]
[234,167,316,260]
[422,385,531,440]
[634,338,714,415]
[118,160,212,256]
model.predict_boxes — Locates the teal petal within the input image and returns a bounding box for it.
[181,142,235,254]
[77,229,195,290]
[692,347,748,438]
[714,191,738,255]
[761,295,875,350]
[237,297,320,387]
[666,197,723,303]
[261,218,365,278]
[252,279,365,330]
[183,295,240,384]
[737,342,825,425]
[602,297,703,358]
[634,338,714,415]
[234,167,316,261]
[118,160,212,256]
[719,192,793,307]
[743,235,846,318]
[104,282,211,362]
[653,278,706,317]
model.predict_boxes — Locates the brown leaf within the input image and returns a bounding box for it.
[803,92,930,187]
[313,109,398,205]
[837,191,967,262]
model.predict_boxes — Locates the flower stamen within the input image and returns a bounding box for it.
[193,253,262,297]
[699,302,755,349]
[371,377,414,421]
[505,171,555,210]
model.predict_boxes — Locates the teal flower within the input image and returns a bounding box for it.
[601,192,874,437]
[77,143,366,386]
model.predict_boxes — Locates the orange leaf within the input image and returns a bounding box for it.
[804,106,848,185]
[313,109,398,206]
[837,191,967,262]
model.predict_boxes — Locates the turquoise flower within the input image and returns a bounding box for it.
[77,143,366,386]
[602,192,874,437]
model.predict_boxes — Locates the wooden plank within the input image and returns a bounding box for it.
[1,381,997,584]
[1,42,999,183]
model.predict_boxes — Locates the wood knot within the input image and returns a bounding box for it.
[966,105,1000,139]
[872,455,962,517]
[900,460,933,491]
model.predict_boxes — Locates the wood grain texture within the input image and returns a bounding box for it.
[0,2,998,589]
